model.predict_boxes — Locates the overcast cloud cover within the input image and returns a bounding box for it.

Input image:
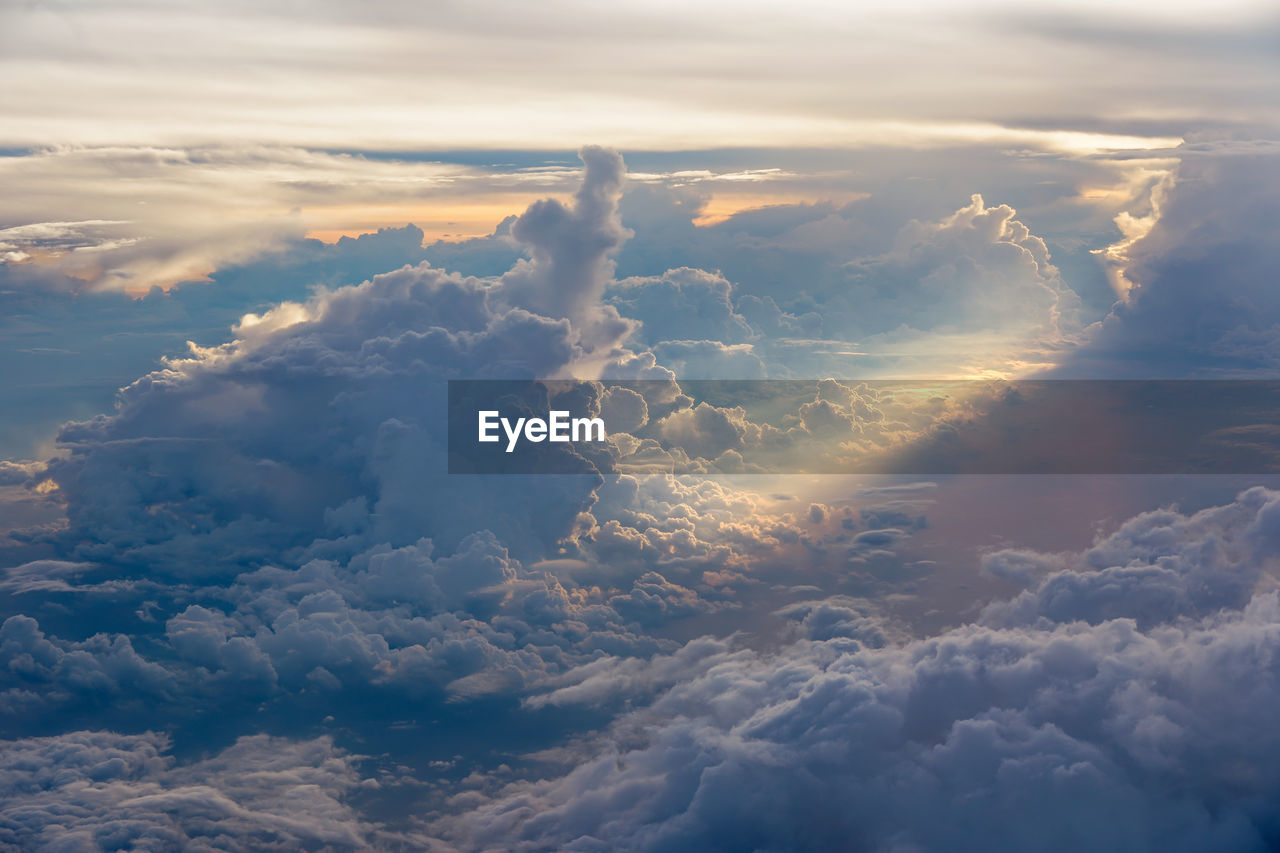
[3,1,1280,851]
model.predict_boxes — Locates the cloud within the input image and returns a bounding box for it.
[0,145,554,291]
[436,487,1280,852]
[0,139,1162,466]
[499,145,634,350]
[775,595,907,645]
[37,152,639,575]
[0,0,1255,154]
[648,341,767,380]
[0,730,430,851]
[608,571,708,627]
[981,547,1066,587]
[3,153,903,750]
[0,462,39,487]
[981,487,1276,628]
[1058,142,1280,377]
[597,385,649,433]
[652,403,752,461]
[0,137,1162,463]
[0,156,676,738]
[838,193,1081,338]
[0,221,447,459]
[608,187,1090,378]
[606,268,753,347]
[2,518,701,723]
[523,636,740,711]
[0,614,176,720]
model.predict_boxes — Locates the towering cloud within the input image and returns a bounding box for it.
[39,151,639,576]
[500,146,634,351]
[1060,143,1280,377]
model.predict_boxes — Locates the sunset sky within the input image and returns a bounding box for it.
[3,2,1280,850]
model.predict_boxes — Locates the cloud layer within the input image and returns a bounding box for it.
[437,488,1280,852]
[5,139,1280,851]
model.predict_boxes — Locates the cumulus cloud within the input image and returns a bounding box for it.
[0,221,443,459]
[3,152,857,739]
[648,340,767,380]
[1059,142,1280,377]
[981,487,1277,628]
[435,487,1280,852]
[597,385,649,433]
[651,403,752,461]
[597,379,988,476]
[499,145,634,350]
[37,151,634,575]
[1,516,703,724]
[609,186,1090,377]
[0,730,429,851]
[839,192,1081,338]
[775,595,907,645]
[0,615,175,720]
[606,268,753,347]
[7,170,960,792]
[608,571,708,627]
[0,154,652,742]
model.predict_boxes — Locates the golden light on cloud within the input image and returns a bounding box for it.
[835,122,1182,157]
[1089,162,1178,298]
[303,195,562,244]
[691,192,869,227]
